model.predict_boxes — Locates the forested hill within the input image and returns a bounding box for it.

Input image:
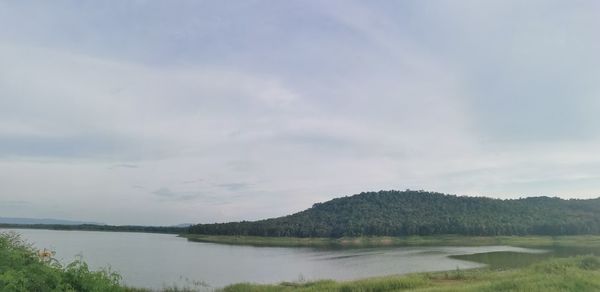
[189,190,600,237]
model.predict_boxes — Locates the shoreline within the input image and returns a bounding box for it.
[222,255,600,291]
[4,229,600,291]
[182,234,600,248]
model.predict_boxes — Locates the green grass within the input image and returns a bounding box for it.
[222,256,600,292]
[183,234,600,248]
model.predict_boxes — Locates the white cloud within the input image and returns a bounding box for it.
[2,1,600,225]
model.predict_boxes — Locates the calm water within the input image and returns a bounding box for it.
[4,229,543,290]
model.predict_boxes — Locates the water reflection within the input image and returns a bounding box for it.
[454,245,600,269]
[2,229,563,289]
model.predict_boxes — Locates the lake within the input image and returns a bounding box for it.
[4,228,543,290]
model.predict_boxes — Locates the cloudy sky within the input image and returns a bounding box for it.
[1,1,600,225]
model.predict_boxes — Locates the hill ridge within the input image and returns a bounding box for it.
[190,190,600,237]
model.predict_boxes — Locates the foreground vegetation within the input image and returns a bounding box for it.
[224,255,600,292]
[190,190,600,237]
[0,231,210,291]
[0,231,143,291]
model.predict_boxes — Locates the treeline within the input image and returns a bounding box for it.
[189,190,600,237]
[0,223,186,234]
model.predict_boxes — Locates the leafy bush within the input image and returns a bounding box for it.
[578,256,600,271]
[0,231,138,292]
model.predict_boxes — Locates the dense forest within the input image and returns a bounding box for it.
[189,190,600,237]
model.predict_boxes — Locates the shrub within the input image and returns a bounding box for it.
[0,231,134,292]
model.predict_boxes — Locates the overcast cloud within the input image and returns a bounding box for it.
[1,0,600,225]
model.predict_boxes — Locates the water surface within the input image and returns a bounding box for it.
[4,229,542,290]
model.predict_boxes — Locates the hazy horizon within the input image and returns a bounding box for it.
[2,1,600,225]
[4,190,600,227]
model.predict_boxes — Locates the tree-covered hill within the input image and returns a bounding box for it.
[189,190,600,237]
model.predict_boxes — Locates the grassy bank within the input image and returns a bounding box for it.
[183,234,600,248]
[223,255,600,291]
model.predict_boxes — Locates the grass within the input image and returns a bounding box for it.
[183,234,600,248]
[222,255,600,291]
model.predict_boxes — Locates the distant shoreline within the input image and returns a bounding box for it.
[182,234,600,248]
[6,223,600,250]
[0,223,185,234]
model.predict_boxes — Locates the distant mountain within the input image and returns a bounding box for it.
[190,190,600,237]
[0,217,104,226]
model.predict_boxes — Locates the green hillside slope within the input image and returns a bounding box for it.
[189,190,600,237]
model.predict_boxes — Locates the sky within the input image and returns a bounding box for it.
[1,0,600,225]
